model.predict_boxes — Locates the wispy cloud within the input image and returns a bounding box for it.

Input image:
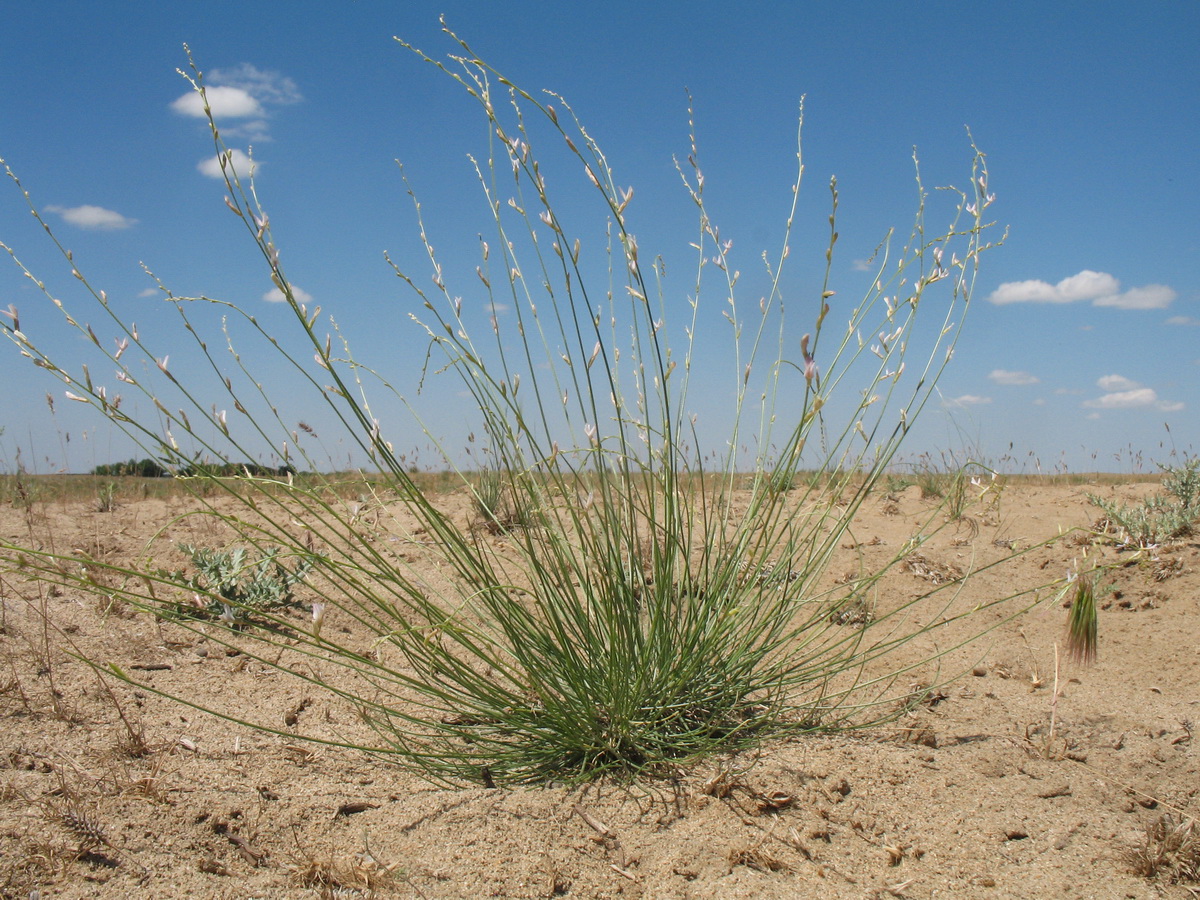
[1093,285,1176,310]
[172,63,302,171]
[1097,374,1139,392]
[987,269,1176,310]
[988,368,1039,386]
[851,258,873,272]
[44,204,137,230]
[945,394,992,407]
[198,149,259,179]
[1083,374,1183,411]
[263,285,313,304]
[1166,315,1200,326]
[210,64,302,107]
[1084,387,1158,409]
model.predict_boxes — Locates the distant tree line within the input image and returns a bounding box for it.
[91,458,171,477]
[90,458,296,478]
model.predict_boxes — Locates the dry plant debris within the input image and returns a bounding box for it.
[1127,814,1200,883]
[902,552,964,585]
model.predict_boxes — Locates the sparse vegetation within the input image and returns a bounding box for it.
[95,481,118,513]
[1127,815,1200,884]
[163,543,313,625]
[0,25,1065,789]
[1089,458,1200,548]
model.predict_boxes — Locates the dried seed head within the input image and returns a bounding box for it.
[60,807,107,849]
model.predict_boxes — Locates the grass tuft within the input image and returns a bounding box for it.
[1127,815,1200,883]
[1065,572,1099,665]
[0,23,1061,784]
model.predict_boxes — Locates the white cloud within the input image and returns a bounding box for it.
[137,287,159,298]
[197,149,259,179]
[851,258,873,272]
[171,85,263,119]
[1057,270,1120,301]
[1096,374,1140,392]
[1083,388,1159,409]
[988,368,1039,386]
[988,269,1117,305]
[172,64,300,144]
[1083,376,1184,412]
[1094,285,1176,310]
[987,269,1175,310]
[209,64,302,106]
[946,394,992,407]
[263,285,313,304]
[1166,315,1200,326]
[986,279,1060,305]
[44,204,136,230]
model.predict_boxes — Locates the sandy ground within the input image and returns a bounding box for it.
[1,478,1197,899]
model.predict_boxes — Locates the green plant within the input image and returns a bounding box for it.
[1065,570,1098,665]
[1161,457,1200,509]
[472,467,543,534]
[0,25,1057,785]
[1089,461,1200,549]
[3,463,40,512]
[915,467,951,501]
[96,481,118,513]
[165,544,313,625]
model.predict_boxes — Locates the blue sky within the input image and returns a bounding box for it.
[1,1,1196,474]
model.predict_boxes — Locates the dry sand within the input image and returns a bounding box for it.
[1,478,1197,898]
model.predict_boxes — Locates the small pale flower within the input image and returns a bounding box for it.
[800,333,817,384]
